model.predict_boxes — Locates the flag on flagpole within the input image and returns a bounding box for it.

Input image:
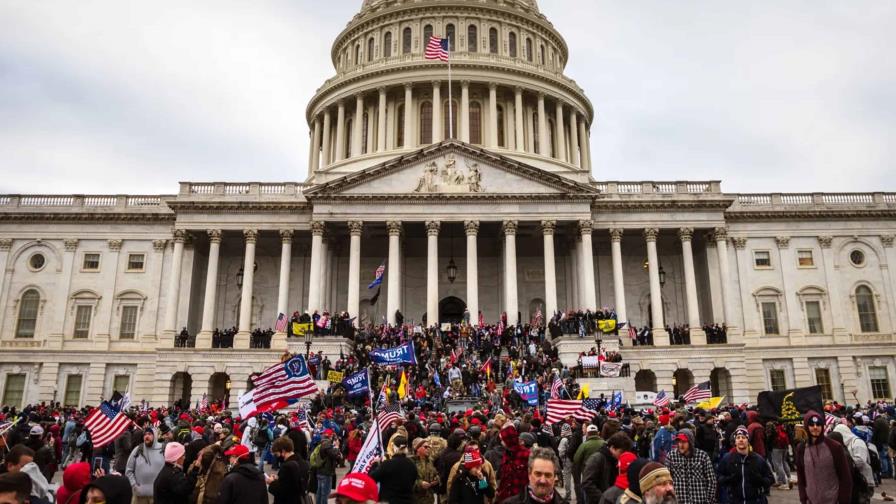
[653,390,670,407]
[682,381,712,403]
[478,311,485,328]
[550,375,565,400]
[397,370,408,399]
[296,407,313,431]
[245,355,318,416]
[84,402,132,449]
[368,261,386,289]
[695,396,725,410]
[546,398,602,424]
[353,418,384,474]
[480,357,492,381]
[424,36,449,62]
[376,403,403,430]
[274,313,288,333]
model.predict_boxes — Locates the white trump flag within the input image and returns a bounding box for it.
[352,418,383,474]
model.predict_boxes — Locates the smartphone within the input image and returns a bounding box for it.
[92,457,102,473]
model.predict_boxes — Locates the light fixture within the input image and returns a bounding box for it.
[225,378,231,390]
[659,265,666,288]
[236,261,258,289]
[446,226,457,283]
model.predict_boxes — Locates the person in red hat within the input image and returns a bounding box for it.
[331,472,379,504]
[447,447,493,503]
[665,428,716,504]
[217,444,267,504]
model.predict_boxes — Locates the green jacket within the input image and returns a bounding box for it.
[573,435,606,473]
[412,455,439,504]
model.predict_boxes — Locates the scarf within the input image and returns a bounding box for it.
[527,485,555,503]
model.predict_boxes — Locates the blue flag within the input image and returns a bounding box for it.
[343,369,370,397]
[369,341,417,366]
[513,380,539,406]
[368,261,385,289]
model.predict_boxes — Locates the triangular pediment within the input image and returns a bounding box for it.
[303,141,599,199]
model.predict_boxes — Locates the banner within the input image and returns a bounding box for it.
[581,356,600,369]
[352,418,383,474]
[757,386,823,422]
[237,389,256,418]
[343,369,370,397]
[369,341,417,366]
[291,322,313,337]
[597,319,617,333]
[327,370,344,383]
[695,396,725,410]
[513,380,539,406]
[600,362,624,377]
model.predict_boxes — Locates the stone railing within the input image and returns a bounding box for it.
[0,195,171,209]
[733,192,896,208]
[594,181,722,194]
[179,182,305,198]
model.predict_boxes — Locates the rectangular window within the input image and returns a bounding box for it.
[119,306,138,339]
[805,301,824,334]
[82,253,100,271]
[815,368,834,400]
[64,375,82,407]
[870,366,891,400]
[2,374,26,409]
[126,254,145,272]
[754,250,771,268]
[797,250,815,267]
[761,302,780,335]
[74,305,92,338]
[112,374,130,395]
[769,369,787,391]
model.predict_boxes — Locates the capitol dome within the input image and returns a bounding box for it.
[306,0,594,183]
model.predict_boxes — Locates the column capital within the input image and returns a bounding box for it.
[347,221,364,236]
[880,234,894,248]
[556,100,564,110]
[578,220,593,236]
[0,238,11,251]
[425,220,441,236]
[731,236,748,249]
[172,229,187,243]
[774,236,790,249]
[678,227,694,242]
[643,227,659,242]
[502,220,518,235]
[537,91,545,100]
[514,86,523,94]
[107,239,123,252]
[713,227,729,241]
[279,229,294,243]
[464,220,480,236]
[387,220,402,236]
[817,235,833,248]
[337,99,346,107]
[377,86,387,94]
[310,221,326,236]
[64,238,79,251]
[541,220,556,235]
[152,239,167,252]
[404,83,413,91]
[431,80,441,88]
[609,228,624,242]
[243,229,258,244]
[207,229,222,243]
[461,80,470,87]
[488,82,497,91]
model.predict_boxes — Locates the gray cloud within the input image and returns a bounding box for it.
[1,1,893,194]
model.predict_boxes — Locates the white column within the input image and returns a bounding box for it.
[465,220,479,323]
[569,237,579,309]
[426,221,440,326]
[714,227,738,331]
[309,118,321,175]
[197,230,221,347]
[555,101,566,161]
[460,81,470,142]
[679,227,706,344]
[321,110,332,167]
[609,228,627,323]
[578,117,590,171]
[272,230,292,349]
[818,235,847,341]
[579,220,596,310]
[236,229,257,349]
[645,227,670,345]
[568,110,580,167]
[163,230,186,334]
[575,236,585,308]
[542,220,558,319]
[403,84,413,148]
[347,221,363,326]
[352,94,364,157]
[503,220,519,325]
[386,221,402,325]
[366,104,375,153]
[377,87,387,152]
[334,101,346,162]
[319,238,329,311]
[488,83,498,148]
[307,221,324,313]
[514,87,525,153]
[432,81,442,142]
[537,93,547,156]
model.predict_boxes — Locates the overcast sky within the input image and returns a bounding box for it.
[2,1,894,194]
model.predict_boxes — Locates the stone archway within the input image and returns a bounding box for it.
[711,367,733,400]
[673,368,694,399]
[208,372,230,403]
[439,296,466,324]
[169,372,192,408]
[635,369,657,392]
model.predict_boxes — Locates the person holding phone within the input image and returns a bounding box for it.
[447,448,494,504]
[411,438,439,504]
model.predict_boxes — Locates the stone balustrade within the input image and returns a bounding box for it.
[595,180,721,194]
[0,194,171,209]
[733,192,896,208]
[178,182,305,198]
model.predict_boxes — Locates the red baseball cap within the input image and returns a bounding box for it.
[330,473,379,501]
[223,444,250,459]
[675,433,689,442]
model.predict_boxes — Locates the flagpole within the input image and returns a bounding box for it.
[447,43,453,139]
[368,367,386,462]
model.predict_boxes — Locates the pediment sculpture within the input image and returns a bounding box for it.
[413,153,483,193]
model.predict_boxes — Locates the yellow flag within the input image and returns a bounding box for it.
[695,396,725,410]
[598,319,617,334]
[398,370,408,399]
[577,383,590,399]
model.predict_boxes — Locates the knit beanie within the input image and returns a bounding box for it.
[625,458,650,497]
[164,442,185,464]
[463,447,484,469]
[639,462,672,494]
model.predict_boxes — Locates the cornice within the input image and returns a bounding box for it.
[592,199,735,212]
[310,193,595,204]
[0,213,174,224]
[725,208,896,221]
[164,201,311,213]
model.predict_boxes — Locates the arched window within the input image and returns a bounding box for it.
[367,38,374,62]
[547,118,555,157]
[419,101,433,144]
[396,104,405,148]
[402,27,412,54]
[361,112,369,154]
[444,100,457,139]
[856,285,879,332]
[526,37,533,62]
[383,32,392,58]
[468,25,477,52]
[508,32,517,58]
[423,25,433,49]
[446,24,455,51]
[345,118,353,156]
[354,44,360,65]
[540,44,545,65]
[489,28,498,54]
[469,102,482,144]
[496,105,506,147]
[16,289,40,338]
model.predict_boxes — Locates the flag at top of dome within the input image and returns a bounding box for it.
[425,36,449,62]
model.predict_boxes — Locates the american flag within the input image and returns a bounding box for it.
[199,393,209,411]
[628,325,637,340]
[654,390,670,407]
[546,398,602,424]
[251,355,319,413]
[296,408,313,431]
[550,376,565,400]
[84,402,132,449]
[368,261,386,289]
[682,381,712,404]
[825,412,839,432]
[424,36,449,62]
[274,313,288,332]
[376,403,403,431]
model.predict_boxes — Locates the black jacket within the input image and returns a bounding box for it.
[370,453,419,504]
[718,450,774,504]
[217,463,268,504]
[268,454,310,504]
[153,462,198,504]
[580,446,614,504]
[447,470,494,504]
[501,488,569,504]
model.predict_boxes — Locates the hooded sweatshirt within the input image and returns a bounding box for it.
[795,411,852,504]
[833,424,875,488]
[57,462,91,504]
[125,436,166,497]
[665,428,716,504]
[21,461,53,502]
[745,411,766,458]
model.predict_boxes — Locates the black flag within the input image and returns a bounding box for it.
[370,286,381,306]
[757,385,824,422]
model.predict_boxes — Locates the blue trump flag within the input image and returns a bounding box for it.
[513,380,539,406]
[343,369,371,397]
[368,341,417,366]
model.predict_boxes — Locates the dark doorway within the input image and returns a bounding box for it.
[439,296,466,324]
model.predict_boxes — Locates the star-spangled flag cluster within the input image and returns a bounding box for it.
[376,403,403,431]
[550,376,565,400]
[424,36,449,62]
[545,398,602,424]
[84,402,132,449]
[274,313,288,333]
[251,355,318,414]
[683,381,712,404]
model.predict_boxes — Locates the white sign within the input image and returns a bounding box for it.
[352,418,383,474]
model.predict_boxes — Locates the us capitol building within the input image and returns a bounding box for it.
[1,0,894,409]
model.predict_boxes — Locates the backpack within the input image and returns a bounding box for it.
[253,428,269,449]
[309,445,324,470]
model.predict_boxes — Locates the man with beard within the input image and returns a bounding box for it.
[500,447,565,504]
[718,426,774,504]
[664,429,715,504]
[637,462,676,504]
[125,428,165,504]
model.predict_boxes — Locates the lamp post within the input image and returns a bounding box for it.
[304,331,313,360]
